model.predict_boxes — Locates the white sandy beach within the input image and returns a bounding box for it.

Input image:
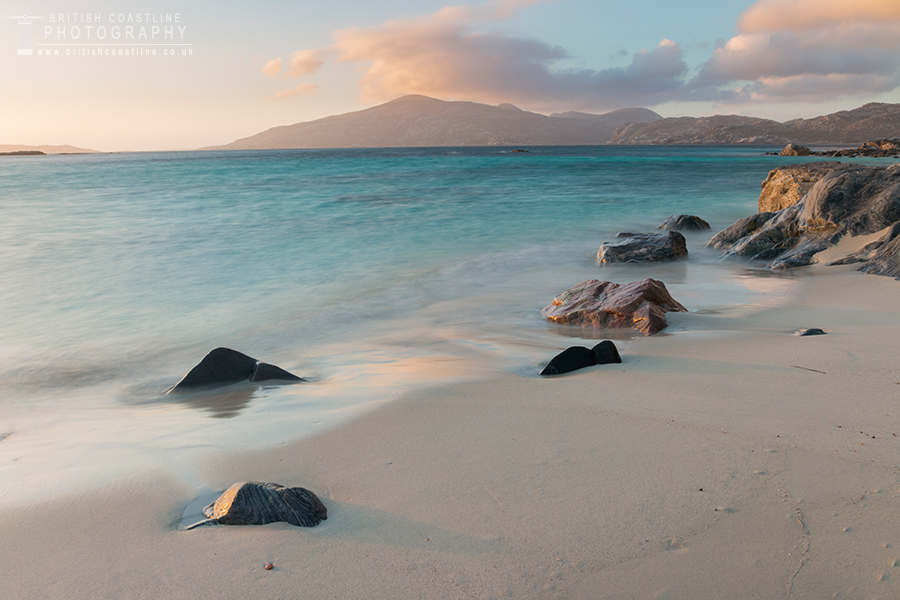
[3,264,900,599]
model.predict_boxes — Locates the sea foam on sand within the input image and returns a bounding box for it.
[3,265,900,599]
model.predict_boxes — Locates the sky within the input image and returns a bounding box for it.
[2,0,899,151]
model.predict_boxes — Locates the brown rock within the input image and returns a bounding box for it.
[779,143,811,157]
[757,162,845,212]
[541,279,687,335]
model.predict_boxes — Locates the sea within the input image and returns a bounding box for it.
[1,145,894,506]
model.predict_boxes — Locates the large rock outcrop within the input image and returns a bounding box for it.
[597,232,688,264]
[709,163,900,274]
[542,279,687,335]
[757,161,845,212]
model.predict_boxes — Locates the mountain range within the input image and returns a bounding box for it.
[206,96,900,150]
[205,95,662,150]
[610,102,900,145]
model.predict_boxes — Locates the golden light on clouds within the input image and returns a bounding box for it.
[738,0,900,33]
[699,0,900,102]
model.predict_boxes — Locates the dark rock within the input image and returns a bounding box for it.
[779,143,811,157]
[794,328,827,336]
[591,340,622,365]
[169,347,303,393]
[658,215,710,231]
[539,341,622,376]
[186,482,327,530]
[597,231,688,264]
[709,163,900,273]
[540,346,597,376]
[542,278,687,335]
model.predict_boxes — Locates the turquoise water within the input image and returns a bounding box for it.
[1,146,891,504]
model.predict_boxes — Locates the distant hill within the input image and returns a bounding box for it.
[204,95,663,150]
[610,103,900,145]
[0,144,98,154]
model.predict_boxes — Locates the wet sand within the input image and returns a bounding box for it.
[3,264,900,599]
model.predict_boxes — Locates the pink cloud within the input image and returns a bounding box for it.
[738,0,900,33]
[266,0,699,112]
[262,57,283,78]
[697,0,900,102]
[288,50,326,77]
[263,0,900,110]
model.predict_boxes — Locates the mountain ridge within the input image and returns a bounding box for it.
[610,103,900,145]
[204,96,662,150]
[204,96,900,150]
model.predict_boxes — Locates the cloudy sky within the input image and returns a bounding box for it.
[2,0,899,151]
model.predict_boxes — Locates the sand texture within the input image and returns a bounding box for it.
[3,266,900,599]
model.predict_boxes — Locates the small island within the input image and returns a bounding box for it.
[0,150,45,156]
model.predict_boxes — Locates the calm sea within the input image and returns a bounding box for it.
[1,146,889,504]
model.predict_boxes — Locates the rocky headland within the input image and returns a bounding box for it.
[772,139,900,159]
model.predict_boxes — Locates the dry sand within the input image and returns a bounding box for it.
[3,265,900,599]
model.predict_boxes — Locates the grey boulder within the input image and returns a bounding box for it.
[658,215,710,231]
[597,231,688,264]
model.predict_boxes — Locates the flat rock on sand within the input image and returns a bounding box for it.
[187,482,327,529]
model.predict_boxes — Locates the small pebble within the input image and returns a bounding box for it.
[265,563,274,570]
[794,328,826,337]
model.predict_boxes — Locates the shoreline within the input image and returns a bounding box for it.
[4,264,900,598]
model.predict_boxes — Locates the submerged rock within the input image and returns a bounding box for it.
[169,347,303,393]
[540,340,622,376]
[709,163,900,273]
[186,482,327,530]
[542,278,687,336]
[658,215,710,231]
[597,231,688,264]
